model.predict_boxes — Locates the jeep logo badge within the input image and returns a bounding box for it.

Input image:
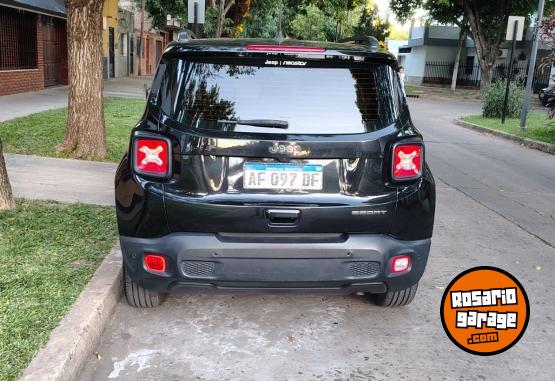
[269,143,307,156]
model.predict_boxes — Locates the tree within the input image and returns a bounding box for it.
[390,0,536,89]
[290,4,336,41]
[213,0,235,37]
[0,138,15,210]
[144,0,186,29]
[145,0,247,38]
[353,3,391,42]
[241,0,304,38]
[288,0,365,41]
[58,0,106,159]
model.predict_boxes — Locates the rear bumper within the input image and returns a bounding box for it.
[120,233,431,294]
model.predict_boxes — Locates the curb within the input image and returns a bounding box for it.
[19,245,122,381]
[453,118,555,155]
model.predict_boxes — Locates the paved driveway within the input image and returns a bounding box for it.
[79,98,555,380]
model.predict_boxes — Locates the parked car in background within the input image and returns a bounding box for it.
[539,87,555,106]
[115,36,436,309]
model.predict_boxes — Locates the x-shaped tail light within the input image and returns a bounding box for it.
[139,145,164,166]
[392,144,423,181]
[134,137,170,177]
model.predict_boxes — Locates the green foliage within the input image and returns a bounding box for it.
[236,0,373,41]
[290,4,337,41]
[241,4,281,38]
[390,0,536,88]
[481,80,523,118]
[0,98,144,163]
[0,200,116,381]
[144,0,187,30]
[203,6,235,37]
[144,0,387,41]
[353,4,391,42]
[241,0,302,38]
[144,0,236,38]
[287,0,370,41]
[390,0,534,34]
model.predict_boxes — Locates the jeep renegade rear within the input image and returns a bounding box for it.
[115,38,435,308]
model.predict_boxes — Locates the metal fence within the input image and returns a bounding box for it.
[423,61,550,92]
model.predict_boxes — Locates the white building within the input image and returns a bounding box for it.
[385,38,408,58]
[398,25,551,90]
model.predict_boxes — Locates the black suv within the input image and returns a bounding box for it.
[115,37,435,308]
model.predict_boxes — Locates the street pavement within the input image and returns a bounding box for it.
[78,98,555,380]
[0,76,152,122]
[414,99,555,248]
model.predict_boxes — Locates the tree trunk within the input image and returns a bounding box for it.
[462,1,506,91]
[138,0,145,76]
[450,32,465,92]
[58,0,106,160]
[216,0,225,38]
[0,138,15,211]
[479,64,494,90]
[215,0,235,38]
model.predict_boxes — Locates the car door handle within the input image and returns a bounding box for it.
[265,209,301,225]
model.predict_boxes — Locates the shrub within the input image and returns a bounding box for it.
[481,80,524,118]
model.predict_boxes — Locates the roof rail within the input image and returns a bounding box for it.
[339,35,380,48]
[177,29,197,42]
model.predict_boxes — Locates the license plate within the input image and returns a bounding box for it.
[243,163,323,190]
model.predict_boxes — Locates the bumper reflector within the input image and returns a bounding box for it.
[391,255,411,273]
[144,254,166,273]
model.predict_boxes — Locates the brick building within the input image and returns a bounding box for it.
[0,0,67,96]
[132,8,166,77]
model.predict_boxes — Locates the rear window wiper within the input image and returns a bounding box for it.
[218,119,289,129]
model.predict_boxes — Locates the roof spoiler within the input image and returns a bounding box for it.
[177,29,197,42]
[339,35,380,49]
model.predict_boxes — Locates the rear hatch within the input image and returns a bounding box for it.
[156,46,403,234]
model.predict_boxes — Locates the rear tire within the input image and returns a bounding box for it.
[370,283,418,307]
[123,266,162,308]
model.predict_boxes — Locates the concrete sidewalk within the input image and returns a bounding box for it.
[0,86,68,122]
[0,76,153,122]
[6,154,116,205]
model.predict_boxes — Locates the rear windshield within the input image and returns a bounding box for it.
[156,56,401,134]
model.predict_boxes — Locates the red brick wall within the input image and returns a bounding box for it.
[0,14,45,96]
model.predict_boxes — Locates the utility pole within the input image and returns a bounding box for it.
[520,0,546,130]
[188,0,205,37]
[194,0,199,36]
[502,20,519,124]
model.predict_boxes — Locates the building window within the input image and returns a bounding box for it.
[0,8,38,70]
